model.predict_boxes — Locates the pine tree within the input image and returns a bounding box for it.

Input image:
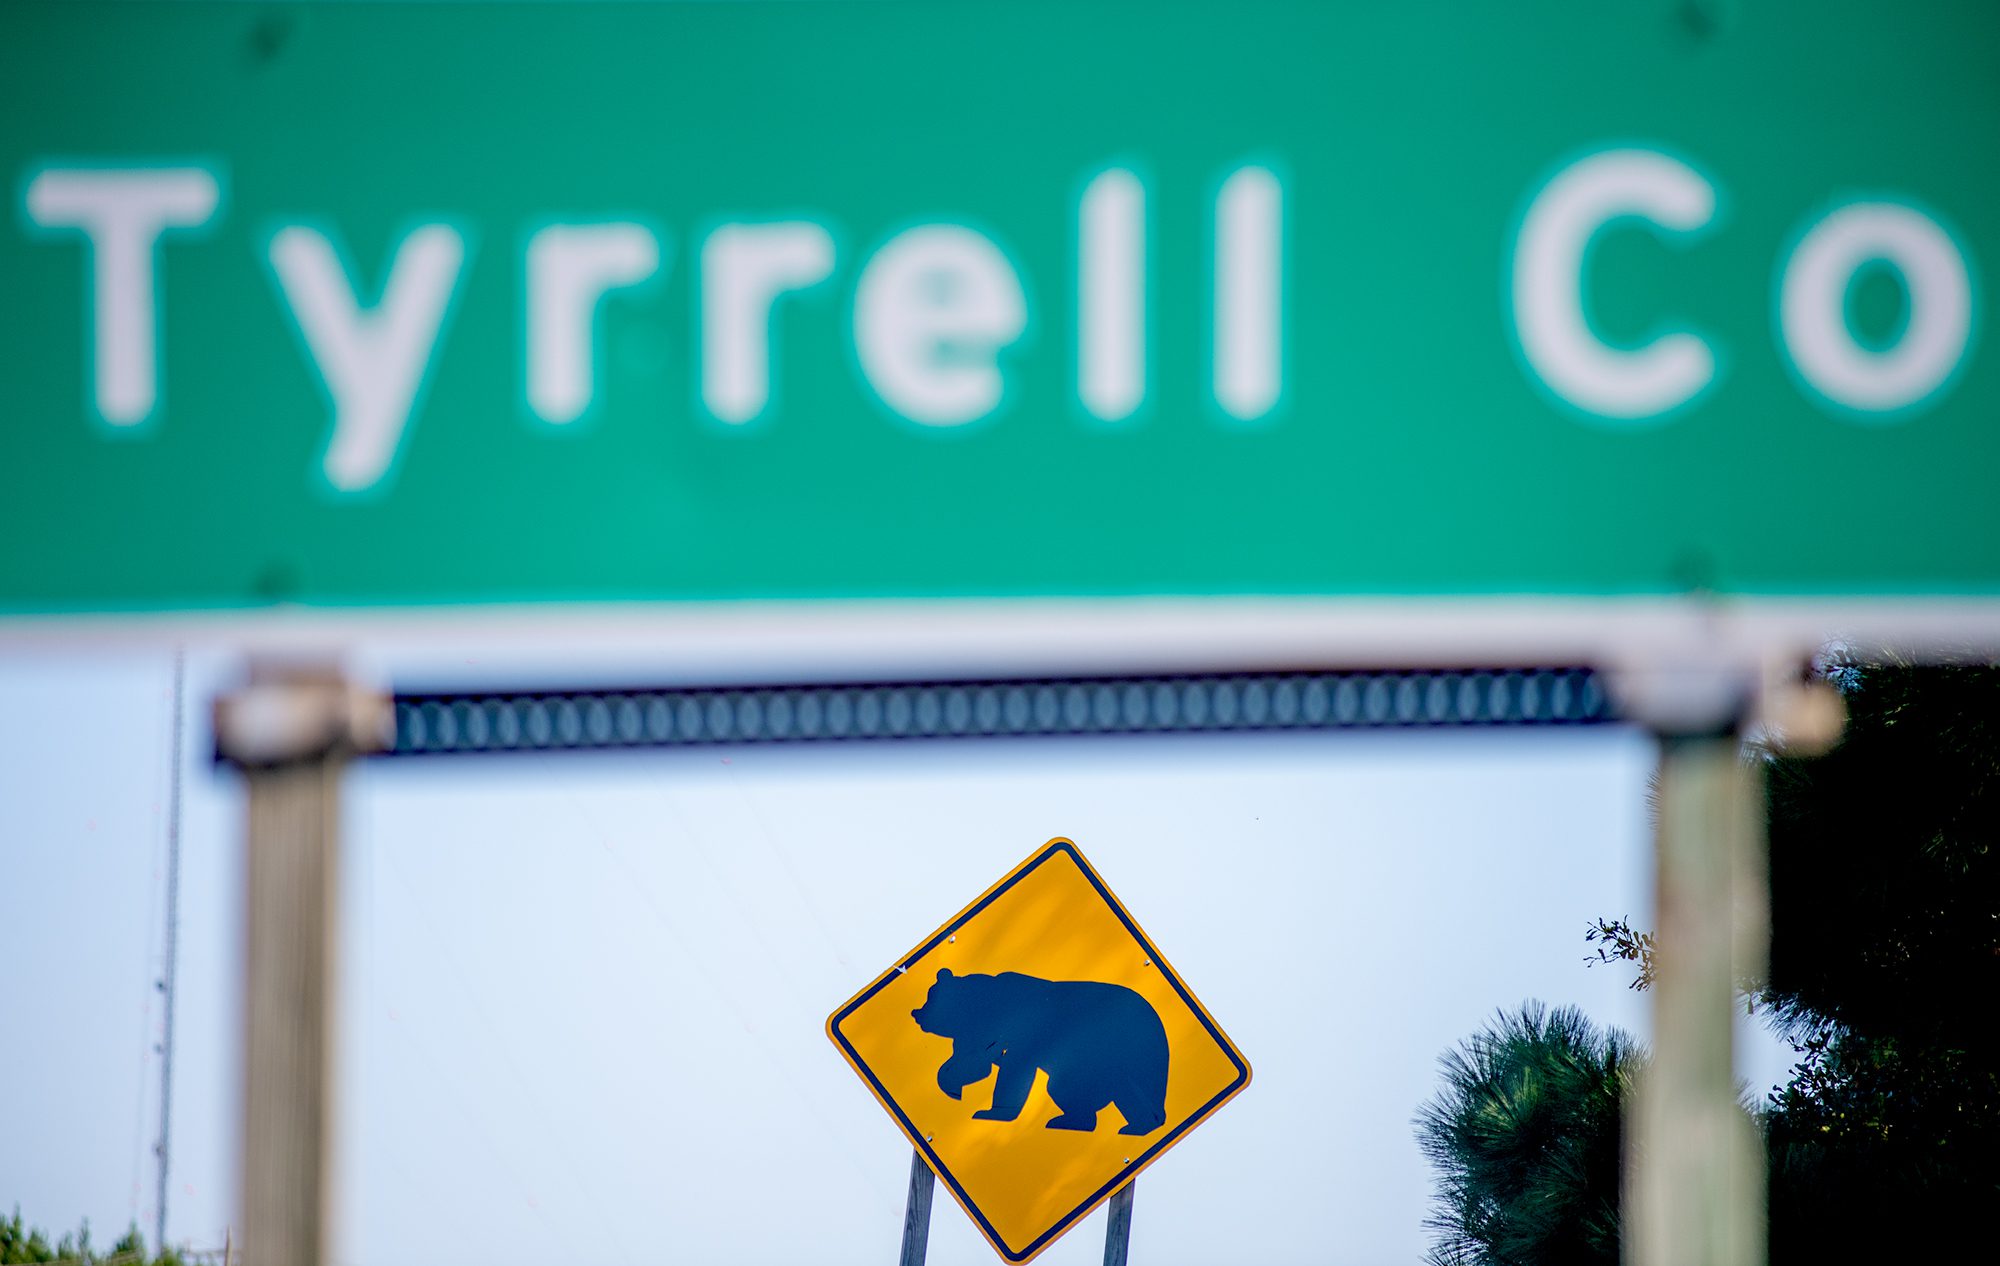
[1414,1003,1636,1266]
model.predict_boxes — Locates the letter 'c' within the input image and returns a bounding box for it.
[1511,149,1718,422]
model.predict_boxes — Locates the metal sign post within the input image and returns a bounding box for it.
[1101,1180,1135,1266]
[898,1150,936,1266]
[895,1154,1136,1266]
[214,664,390,1266]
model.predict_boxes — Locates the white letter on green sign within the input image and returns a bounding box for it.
[700,221,836,426]
[855,224,1027,427]
[23,166,220,428]
[527,222,661,426]
[1079,168,1146,423]
[1778,200,1974,418]
[1511,148,1717,422]
[267,223,467,493]
[1213,165,1282,423]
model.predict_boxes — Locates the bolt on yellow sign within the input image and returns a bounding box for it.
[826,839,1251,1263]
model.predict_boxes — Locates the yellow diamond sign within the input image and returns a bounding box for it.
[826,839,1251,1263]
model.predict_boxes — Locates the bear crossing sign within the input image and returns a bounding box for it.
[826,840,1251,1263]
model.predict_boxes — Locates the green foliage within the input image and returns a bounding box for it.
[1582,917,1656,991]
[0,1210,54,1266]
[1413,1003,1637,1266]
[1757,656,2000,1257]
[1763,655,2000,1048]
[1420,658,2000,1261]
[1,1211,186,1266]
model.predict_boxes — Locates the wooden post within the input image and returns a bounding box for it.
[1626,731,1766,1266]
[898,1149,936,1266]
[1102,1180,1135,1266]
[215,663,389,1266]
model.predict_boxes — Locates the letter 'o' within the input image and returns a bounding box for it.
[1778,200,1974,417]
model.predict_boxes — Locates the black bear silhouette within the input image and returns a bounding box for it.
[910,968,1169,1135]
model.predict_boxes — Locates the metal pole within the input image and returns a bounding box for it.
[1626,730,1766,1266]
[215,663,389,1266]
[1102,1180,1135,1266]
[897,1149,935,1266]
[154,646,186,1255]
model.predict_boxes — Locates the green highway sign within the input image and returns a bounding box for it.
[4,0,1998,616]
